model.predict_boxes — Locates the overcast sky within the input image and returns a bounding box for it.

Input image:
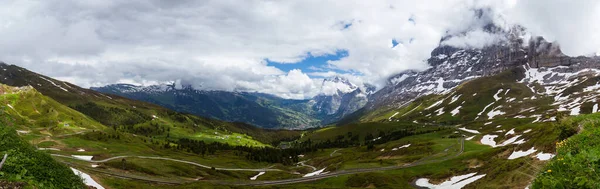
[1,0,600,99]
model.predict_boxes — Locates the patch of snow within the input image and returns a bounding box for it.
[583,82,600,92]
[500,135,522,146]
[71,168,105,189]
[475,102,495,120]
[513,139,527,144]
[523,129,532,133]
[391,74,410,85]
[380,149,385,152]
[451,106,461,116]
[392,144,411,151]
[493,89,504,101]
[545,116,557,122]
[480,135,498,147]
[535,152,555,161]
[303,168,326,177]
[435,108,445,116]
[426,99,444,110]
[39,76,69,92]
[402,103,421,116]
[388,112,400,121]
[570,106,581,116]
[594,104,599,113]
[72,155,94,161]
[530,115,542,123]
[484,122,493,125]
[415,172,486,189]
[91,164,99,168]
[77,149,85,152]
[458,127,480,134]
[38,148,60,151]
[450,94,462,104]
[250,172,266,180]
[508,147,537,160]
[435,78,446,92]
[465,136,475,140]
[505,128,515,136]
[487,106,505,119]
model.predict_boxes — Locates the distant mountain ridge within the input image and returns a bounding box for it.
[92,76,373,129]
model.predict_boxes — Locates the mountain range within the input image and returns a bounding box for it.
[91,76,374,129]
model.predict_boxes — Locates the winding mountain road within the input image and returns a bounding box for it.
[52,137,464,186]
[51,154,281,172]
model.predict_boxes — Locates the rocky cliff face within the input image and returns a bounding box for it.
[365,26,600,113]
[311,77,374,119]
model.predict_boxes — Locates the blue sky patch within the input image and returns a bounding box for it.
[391,39,400,48]
[337,20,355,30]
[266,50,349,76]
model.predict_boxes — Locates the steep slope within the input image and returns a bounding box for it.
[0,63,300,144]
[0,86,86,188]
[352,25,600,124]
[92,76,372,129]
[309,77,375,124]
[319,26,600,188]
[0,126,85,189]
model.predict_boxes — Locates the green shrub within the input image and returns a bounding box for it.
[532,115,600,188]
[0,126,85,188]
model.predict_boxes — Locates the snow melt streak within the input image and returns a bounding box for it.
[415,172,486,189]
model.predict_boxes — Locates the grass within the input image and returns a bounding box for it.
[532,113,600,188]
[302,121,425,143]
[0,66,582,189]
[0,125,84,188]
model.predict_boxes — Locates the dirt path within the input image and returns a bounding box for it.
[51,154,281,172]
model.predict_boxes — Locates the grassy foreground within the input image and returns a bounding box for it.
[532,113,600,188]
[0,126,84,188]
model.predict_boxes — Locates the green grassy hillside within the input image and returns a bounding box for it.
[0,64,300,143]
[0,123,84,188]
[0,64,595,189]
[532,113,600,188]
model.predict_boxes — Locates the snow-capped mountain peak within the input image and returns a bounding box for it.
[319,76,359,96]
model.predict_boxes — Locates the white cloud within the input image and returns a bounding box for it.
[442,30,507,49]
[500,0,600,56]
[236,69,319,99]
[1,0,599,99]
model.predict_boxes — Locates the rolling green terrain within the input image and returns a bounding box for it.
[1,64,599,189]
[91,85,323,129]
[0,92,85,189]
